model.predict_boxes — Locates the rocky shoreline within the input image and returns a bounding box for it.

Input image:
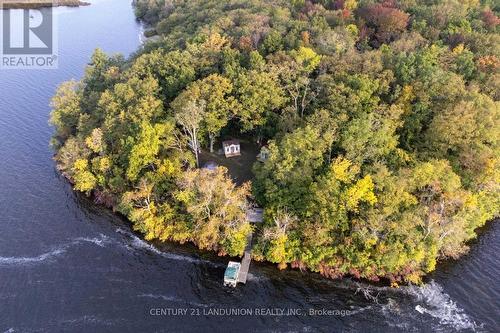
[1,0,90,9]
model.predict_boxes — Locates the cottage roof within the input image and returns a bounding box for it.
[222,139,240,147]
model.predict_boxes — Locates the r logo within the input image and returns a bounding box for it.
[2,8,53,55]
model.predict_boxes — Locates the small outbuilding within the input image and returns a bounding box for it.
[222,140,241,158]
[257,146,270,162]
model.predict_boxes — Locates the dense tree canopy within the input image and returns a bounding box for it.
[51,0,499,284]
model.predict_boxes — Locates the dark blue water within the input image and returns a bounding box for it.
[0,1,498,332]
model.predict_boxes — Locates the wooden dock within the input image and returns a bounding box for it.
[237,232,253,284]
[236,207,263,284]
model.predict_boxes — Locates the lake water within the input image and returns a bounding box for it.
[0,1,498,332]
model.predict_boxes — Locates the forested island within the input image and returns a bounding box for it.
[50,0,499,285]
[1,0,89,9]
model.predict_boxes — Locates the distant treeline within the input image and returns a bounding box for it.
[1,0,89,9]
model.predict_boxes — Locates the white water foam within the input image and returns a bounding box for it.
[115,228,220,267]
[137,293,177,302]
[405,280,482,332]
[0,234,110,266]
[346,305,374,316]
[137,293,209,308]
[59,314,121,326]
[326,279,482,332]
[74,235,110,247]
[0,247,67,265]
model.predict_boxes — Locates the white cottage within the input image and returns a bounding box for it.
[222,140,241,158]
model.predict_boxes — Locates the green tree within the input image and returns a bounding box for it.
[50,80,82,144]
[233,69,286,132]
[189,75,238,152]
[176,167,252,256]
[253,126,329,211]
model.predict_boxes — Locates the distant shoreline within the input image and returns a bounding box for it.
[1,0,90,9]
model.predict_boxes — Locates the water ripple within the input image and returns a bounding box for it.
[405,281,483,332]
[0,234,110,266]
[115,228,223,267]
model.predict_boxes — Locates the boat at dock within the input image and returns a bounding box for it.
[223,261,241,287]
[224,207,263,287]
